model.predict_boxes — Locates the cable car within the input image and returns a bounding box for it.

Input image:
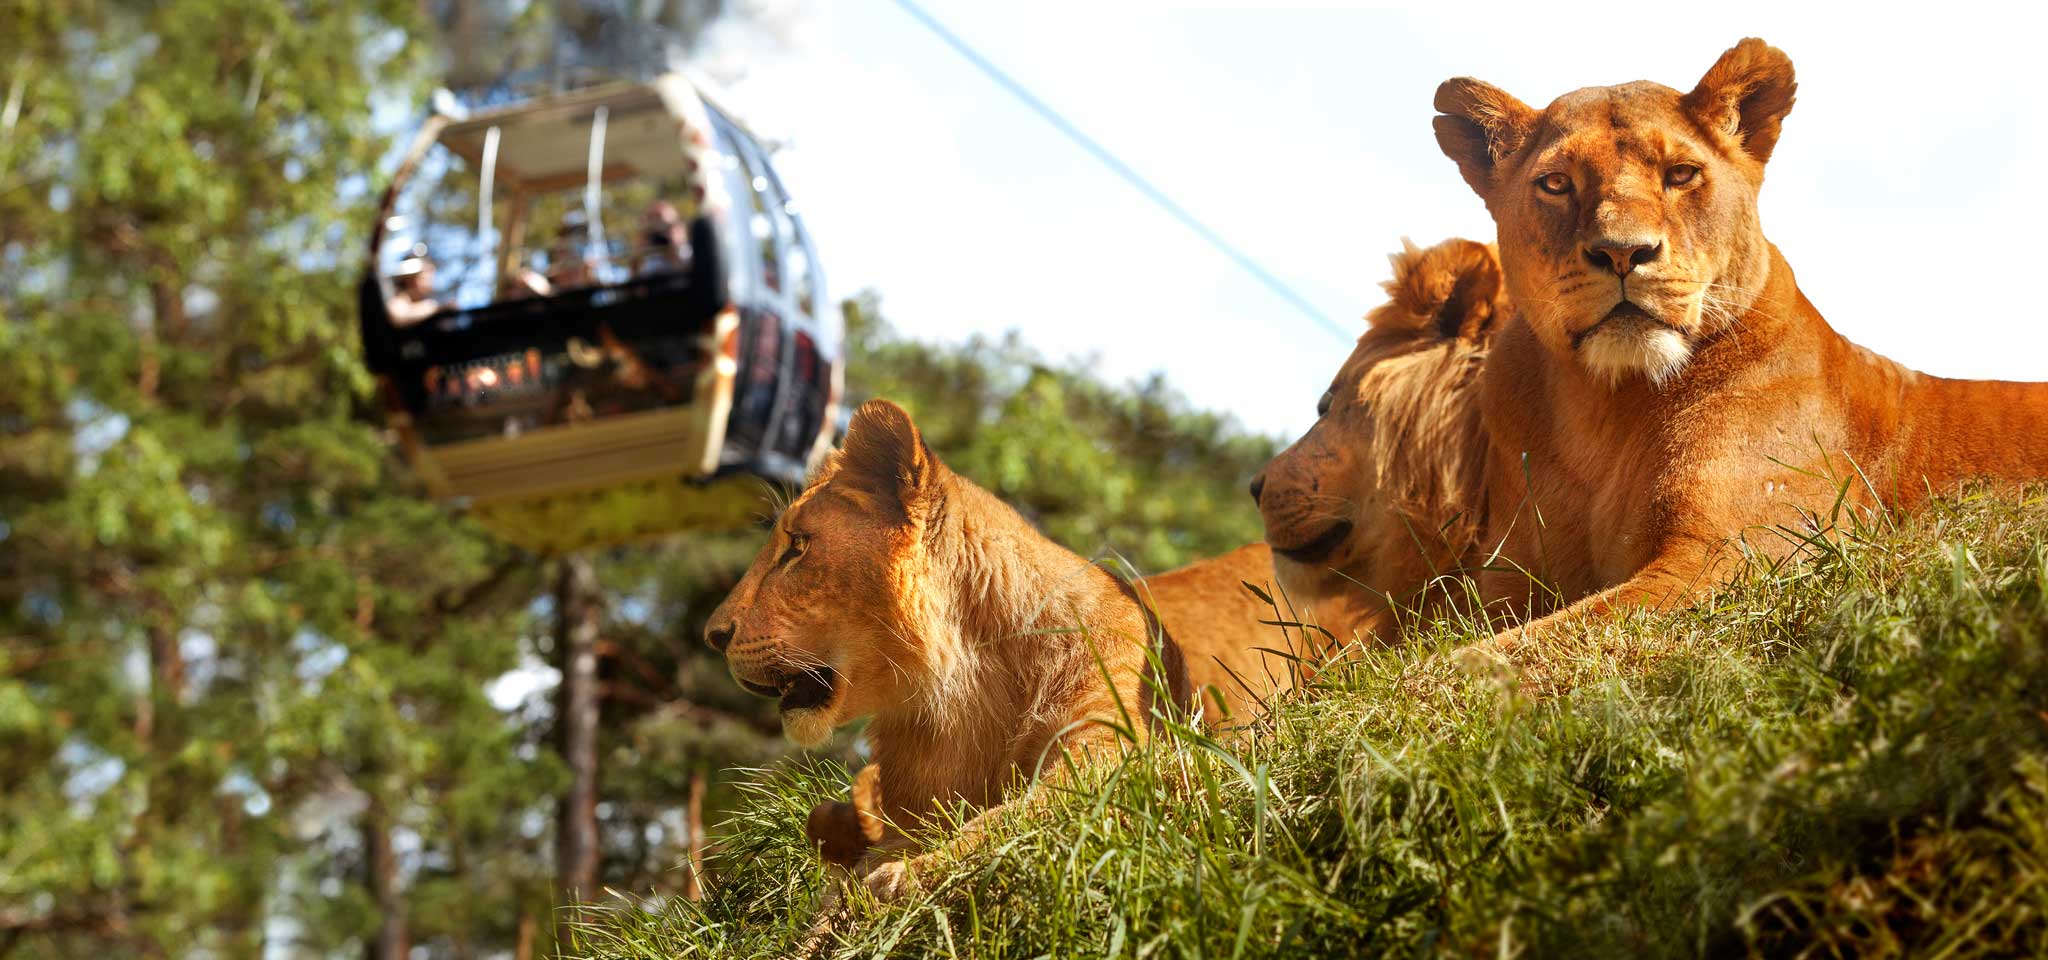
[360,74,840,554]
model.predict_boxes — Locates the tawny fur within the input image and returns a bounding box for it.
[1427,38,2048,664]
[805,763,887,868]
[1137,542,1305,722]
[801,540,1316,872]
[1254,238,1505,642]
[705,400,1191,899]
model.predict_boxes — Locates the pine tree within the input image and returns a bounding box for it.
[0,3,554,955]
[0,7,1282,954]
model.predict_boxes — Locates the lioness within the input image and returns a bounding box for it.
[1430,39,2048,653]
[1253,237,1505,641]
[705,399,1191,898]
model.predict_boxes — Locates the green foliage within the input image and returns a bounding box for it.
[1,6,1279,956]
[0,3,563,956]
[844,292,1276,575]
[575,493,2048,959]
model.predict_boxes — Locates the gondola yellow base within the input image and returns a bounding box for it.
[466,471,775,554]
[400,404,775,554]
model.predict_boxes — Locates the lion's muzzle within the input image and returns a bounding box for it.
[779,666,838,712]
[1270,518,1354,564]
[1582,239,1663,278]
[704,620,734,652]
[729,660,840,714]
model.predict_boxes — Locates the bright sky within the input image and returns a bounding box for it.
[700,2,2048,439]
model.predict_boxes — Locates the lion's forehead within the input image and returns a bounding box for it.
[1332,342,1407,403]
[1544,81,1682,122]
[1526,84,1712,173]
[780,475,880,530]
[778,487,908,565]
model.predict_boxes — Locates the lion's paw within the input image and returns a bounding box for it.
[1440,635,1522,682]
[861,858,922,902]
[806,800,871,867]
[1449,639,1513,671]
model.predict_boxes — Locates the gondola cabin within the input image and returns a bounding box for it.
[360,75,839,553]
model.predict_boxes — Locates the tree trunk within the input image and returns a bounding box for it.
[683,767,707,900]
[136,621,184,744]
[138,273,183,402]
[554,555,604,909]
[138,620,186,838]
[514,911,536,960]
[366,798,409,960]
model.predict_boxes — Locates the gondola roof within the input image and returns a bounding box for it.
[435,77,700,189]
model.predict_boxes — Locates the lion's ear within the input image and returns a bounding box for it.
[1433,78,1537,200]
[1382,238,1505,344]
[1435,246,1504,343]
[1684,38,1797,166]
[840,399,940,518]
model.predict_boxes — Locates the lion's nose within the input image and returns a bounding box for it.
[1584,240,1662,277]
[1248,471,1267,505]
[705,621,735,653]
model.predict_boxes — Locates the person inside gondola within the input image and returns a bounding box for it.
[384,243,443,328]
[504,258,553,299]
[636,199,692,276]
[544,212,599,291]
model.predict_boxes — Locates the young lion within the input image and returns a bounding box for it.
[1430,39,2048,658]
[800,541,1303,873]
[800,542,1299,875]
[1253,237,1506,643]
[705,399,1191,898]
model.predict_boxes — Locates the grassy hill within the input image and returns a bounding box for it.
[573,492,2048,958]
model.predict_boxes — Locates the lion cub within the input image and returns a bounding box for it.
[706,399,1191,898]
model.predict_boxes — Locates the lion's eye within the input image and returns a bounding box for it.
[1537,173,1573,195]
[780,534,808,567]
[1665,164,1701,187]
[1316,389,1334,418]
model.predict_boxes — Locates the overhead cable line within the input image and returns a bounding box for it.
[890,0,1352,342]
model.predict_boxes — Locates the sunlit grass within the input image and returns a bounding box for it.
[573,491,2048,958]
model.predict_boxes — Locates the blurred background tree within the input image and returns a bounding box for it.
[0,4,1275,958]
[842,292,1274,575]
[422,0,730,97]
[0,1,559,957]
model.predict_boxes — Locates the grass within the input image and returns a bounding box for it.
[572,491,2048,958]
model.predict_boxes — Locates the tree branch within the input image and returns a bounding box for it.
[435,555,528,617]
